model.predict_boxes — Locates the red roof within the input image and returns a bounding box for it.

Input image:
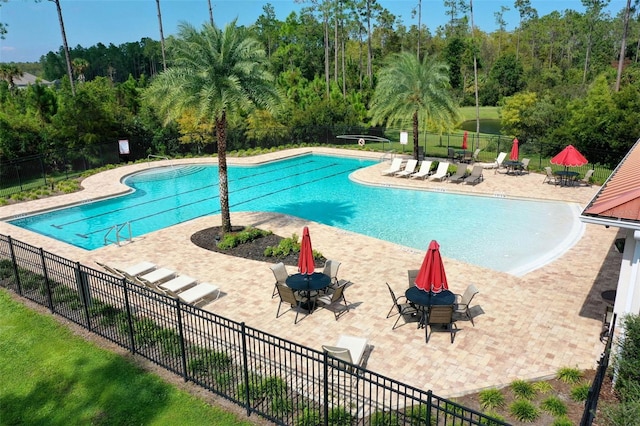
[583,139,640,222]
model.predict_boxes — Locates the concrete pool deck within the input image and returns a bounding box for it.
[0,148,620,398]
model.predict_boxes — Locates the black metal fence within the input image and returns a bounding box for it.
[580,312,616,426]
[0,234,510,425]
[0,130,625,199]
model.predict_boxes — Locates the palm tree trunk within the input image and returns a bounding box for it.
[366,0,373,84]
[324,13,330,97]
[216,111,232,233]
[156,0,167,71]
[470,0,480,142]
[417,0,421,60]
[50,0,75,96]
[615,0,632,92]
[412,110,419,160]
[207,0,214,25]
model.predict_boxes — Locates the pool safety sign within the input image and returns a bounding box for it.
[118,139,130,155]
[400,131,408,145]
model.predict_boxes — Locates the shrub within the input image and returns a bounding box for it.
[614,314,640,400]
[217,227,272,250]
[481,411,506,426]
[509,399,539,422]
[599,399,640,426]
[406,405,435,425]
[327,406,352,425]
[532,380,554,394]
[264,233,300,257]
[296,408,321,426]
[478,388,505,410]
[540,395,568,416]
[510,379,537,400]
[370,411,400,426]
[0,259,15,279]
[570,383,590,402]
[557,367,583,384]
[551,416,574,426]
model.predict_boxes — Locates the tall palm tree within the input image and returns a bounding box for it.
[369,52,460,160]
[49,0,75,96]
[144,21,278,233]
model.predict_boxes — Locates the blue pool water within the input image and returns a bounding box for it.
[9,154,583,275]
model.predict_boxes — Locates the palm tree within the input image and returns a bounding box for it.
[49,0,75,96]
[71,58,89,82]
[144,21,278,233]
[369,52,460,160]
[0,64,23,90]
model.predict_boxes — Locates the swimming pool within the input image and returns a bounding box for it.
[9,154,583,275]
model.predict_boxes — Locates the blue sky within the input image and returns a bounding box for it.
[0,1,623,63]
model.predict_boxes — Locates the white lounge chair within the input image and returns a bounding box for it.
[159,275,197,294]
[176,282,220,305]
[394,159,418,178]
[136,267,176,287]
[493,152,507,172]
[428,162,450,181]
[380,158,404,176]
[112,261,156,277]
[410,160,433,179]
[579,169,594,186]
[321,334,369,370]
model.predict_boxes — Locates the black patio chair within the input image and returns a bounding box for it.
[386,282,419,329]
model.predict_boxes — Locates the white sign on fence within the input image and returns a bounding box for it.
[400,131,408,145]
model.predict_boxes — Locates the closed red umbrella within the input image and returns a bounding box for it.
[414,240,448,293]
[462,131,468,150]
[298,226,315,275]
[551,145,588,168]
[509,138,519,161]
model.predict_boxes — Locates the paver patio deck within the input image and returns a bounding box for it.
[0,148,620,398]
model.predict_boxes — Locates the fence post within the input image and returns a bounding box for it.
[175,298,189,382]
[14,164,24,192]
[122,279,136,353]
[75,262,92,329]
[39,248,54,313]
[8,236,23,296]
[427,390,433,424]
[240,322,252,417]
[323,352,329,426]
[39,156,48,186]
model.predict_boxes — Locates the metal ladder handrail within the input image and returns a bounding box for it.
[104,222,132,246]
[147,155,175,169]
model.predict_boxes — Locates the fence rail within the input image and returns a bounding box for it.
[1,131,624,199]
[579,312,616,426]
[0,234,511,425]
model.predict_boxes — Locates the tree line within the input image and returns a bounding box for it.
[1,0,639,170]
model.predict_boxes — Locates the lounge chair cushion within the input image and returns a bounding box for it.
[322,334,368,366]
[178,282,220,304]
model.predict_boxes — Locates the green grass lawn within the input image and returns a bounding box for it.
[459,106,500,121]
[0,289,256,425]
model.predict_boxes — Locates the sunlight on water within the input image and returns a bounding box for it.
[9,154,583,275]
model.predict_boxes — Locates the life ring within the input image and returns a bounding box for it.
[358,138,366,146]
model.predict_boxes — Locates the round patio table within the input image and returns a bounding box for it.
[405,287,455,307]
[285,272,331,292]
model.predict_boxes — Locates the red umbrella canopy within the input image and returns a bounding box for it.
[551,145,588,167]
[414,240,449,293]
[462,131,468,150]
[509,138,519,161]
[298,226,315,275]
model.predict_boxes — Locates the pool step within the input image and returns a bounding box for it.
[136,165,208,182]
